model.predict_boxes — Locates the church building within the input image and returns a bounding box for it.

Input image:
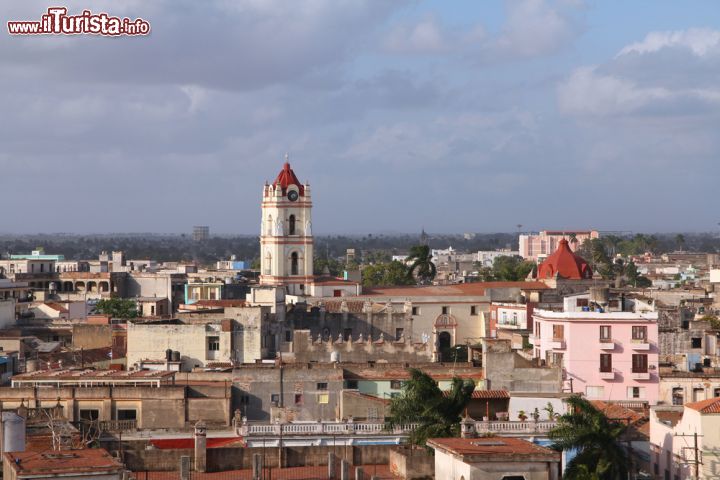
[259,159,360,297]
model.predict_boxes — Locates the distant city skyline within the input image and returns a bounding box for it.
[2,1,719,234]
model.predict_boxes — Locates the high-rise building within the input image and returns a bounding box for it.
[192,226,210,242]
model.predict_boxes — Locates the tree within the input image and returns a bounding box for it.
[406,245,436,284]
[313,257,343,276]
[361,261,415,287]
[675,234,686,251]
[548,395,629,480]
[386,368,475,447]
[491,255,534,281]
[95,298,138,319]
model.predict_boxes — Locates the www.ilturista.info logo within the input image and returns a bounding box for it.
[7,7,150,36]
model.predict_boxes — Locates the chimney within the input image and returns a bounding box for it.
[194,421,207,472]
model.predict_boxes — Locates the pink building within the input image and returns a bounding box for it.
[530,302,659,405]
[519,230,599,261]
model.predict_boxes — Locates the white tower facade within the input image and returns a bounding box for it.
[259,160,314,295]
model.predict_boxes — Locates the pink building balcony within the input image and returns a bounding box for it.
[599,339,615,350]
[630,339,651,350]
[549,338,566,349]
[599,370,615,380]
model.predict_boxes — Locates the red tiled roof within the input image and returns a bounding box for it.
[44,303,68,313]
[313,276,359,286]
[442,389,509,399]
[4,448,123,475]
[686,397,720,413]
[427,436,559,458]
[141,465,394,480]
[361,281,547,298]
[536,239,592,280]
[273,162,305,196]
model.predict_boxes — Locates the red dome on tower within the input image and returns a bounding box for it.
[272,161,305,196]
[536,239,592,280]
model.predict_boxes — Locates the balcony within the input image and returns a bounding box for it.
[599,370,615,380]
[599,339,615,350]
[631,371,651,380]
[631,339,650,350]
[549,338,566,350]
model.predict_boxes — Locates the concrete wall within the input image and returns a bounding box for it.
[115,442,390,472]
[73,324,113,349]
[233,364,344,421]
[389,447,434,479]
[290,330,432,364]
[0,300,15,330]
[483,340,562,393]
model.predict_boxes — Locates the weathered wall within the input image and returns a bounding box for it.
[389,447,434,480]
[113,442,390,472]
[290,330,432,364]
[73,324,113,349]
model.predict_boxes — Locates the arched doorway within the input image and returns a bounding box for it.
[438,331,452,352]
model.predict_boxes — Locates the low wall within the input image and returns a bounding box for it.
[389,447,434,480]
[106,441,391,472]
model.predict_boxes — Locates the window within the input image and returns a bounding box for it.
[390,380,403,390]
[441,306,450,315]
[576,298,589,307]
[285,330,292,342]
[346,380,358,389]
[343,328,352,341]
[599,325,612,341]
[632,326,647,341]
[552,324,564,340]
[289,215,296,235]
[317,382,328,391]
[691,337,702,348]
[291,252,299,275]
[632,354,648,373]
[535,322,541,337]
[294,394,303,406]
[672,388,684,405]
[117,409,137,421]
[411,306,420,315]
[367,407,379,420]
[600,354,612,373]
[395,328,404,341]
[318,393,329,404]
[270,394,280,404]
[627,387,644,399]
[714,388,720,398]
[586,386,605,399]
[552,352,564,367]
[470,306,477,316]
[512,312,518,325]
[333,289,342,297]
[79,409,99,421]
[207,336,220,351]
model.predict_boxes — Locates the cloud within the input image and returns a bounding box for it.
[494,0,580,58]
[380,0,582,61]
[618,28,720,57]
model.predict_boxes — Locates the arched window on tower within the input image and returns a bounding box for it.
[291,252,299,275]
[266,215,273,236]
[264,252,272,275]
[289,215,296,235]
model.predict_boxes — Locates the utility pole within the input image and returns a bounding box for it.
[674,432,703,479]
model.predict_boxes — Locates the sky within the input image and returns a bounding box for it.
[1,0,720,235]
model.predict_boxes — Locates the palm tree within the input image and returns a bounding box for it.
[386,368,475,446]
[548,395,629,479]
[407,245,437,284]
[675,234,686,252]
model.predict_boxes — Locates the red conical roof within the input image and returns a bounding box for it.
[537,239,592,280]
[272,162,305,196]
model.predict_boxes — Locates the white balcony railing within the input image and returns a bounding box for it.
[631,339,650,350]
[599,370,615,380]
[599,339,615,350]
[475,421,557,434]
[631,371,651,380]
[244,421,418,436]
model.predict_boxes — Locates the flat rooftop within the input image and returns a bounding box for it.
[12,368,175,387]
[427,436,560,460]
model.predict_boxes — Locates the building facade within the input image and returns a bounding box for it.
[530,306,660,404]
[519,230,599,262]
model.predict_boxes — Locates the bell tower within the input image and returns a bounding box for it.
[259,156,314,295]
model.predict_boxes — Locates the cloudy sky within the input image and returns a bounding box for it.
[2,1,719,234]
